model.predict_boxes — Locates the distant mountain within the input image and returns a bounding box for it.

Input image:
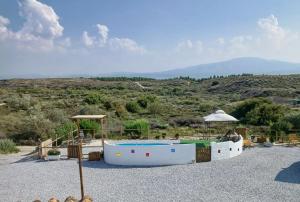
[2,57,300,80]
[109,57,300,79]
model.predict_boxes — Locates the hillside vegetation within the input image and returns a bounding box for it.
[0,74,299,144]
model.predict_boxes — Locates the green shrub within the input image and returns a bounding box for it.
[137,98,148,108]
[231,98,272,121]
[198,103,214,113]
[0,139,19,154]
[125,101,140,113]
[148,102,163,115]
[47,149,60,156]
[46,109,67,123]
[79,105,103,115]
[211,81,219,86]
[80,120,100,135]
[84,93,102,104]
[55,122,77,139]
[124,119,149,139]
[245,103,285,125]
[271,120,292,134]
[103,100,113,110]
[114,103,127,118]
[231,98,285,125]
[285,112,300,129]
[5,95,36,111]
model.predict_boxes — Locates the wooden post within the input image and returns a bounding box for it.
[76,119,80,141]
[100,118,104,150]
[78,139,84,200]
[55,133,58,147]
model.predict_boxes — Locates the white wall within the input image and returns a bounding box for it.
[104,140,195,166]
[211,135,243,161]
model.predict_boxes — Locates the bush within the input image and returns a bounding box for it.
[124,119,149,139]
[55,122,77,139]
[137,98,148,108]
[5,94,36,111]
[245,103,285,125]
[150,122,168,129]
[46,109,67,123]
[80,120,100,135]
[0,139,19,154]
[103,100,113,110]
[211,81,219,86]
[84,93,102,104]
[79,105,103,115]
[47,149,60,156]
[169,118,202,127]
[271,120,292,134]
[231,98,285,125]
[198,103,214,113]
[125,101,140,113]
[148,102,163,115]
[285,112,300,129]
[114,103,127,118]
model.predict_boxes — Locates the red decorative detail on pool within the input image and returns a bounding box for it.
[146,153,150,157]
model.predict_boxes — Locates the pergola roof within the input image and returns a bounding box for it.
[71,115,106,120]
[203,110,238,122]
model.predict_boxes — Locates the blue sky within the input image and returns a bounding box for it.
[0,0,300,77]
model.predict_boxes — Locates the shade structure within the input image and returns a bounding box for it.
[203,110,238,122]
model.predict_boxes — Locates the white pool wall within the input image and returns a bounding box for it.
[211,135,243,161]
[104,140,196,166]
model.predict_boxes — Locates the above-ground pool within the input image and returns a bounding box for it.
[104,137,243,166]
[104,140,196,166]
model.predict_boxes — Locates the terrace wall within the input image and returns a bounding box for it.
[210,135,243,161]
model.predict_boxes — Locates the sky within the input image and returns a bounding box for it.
[0,0,300,77]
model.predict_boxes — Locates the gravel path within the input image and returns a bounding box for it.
[0,146,299,202]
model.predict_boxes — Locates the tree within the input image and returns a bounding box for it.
[285,112,300,129]
[271,120,292,134]
[245,103,285,125]
[231,98,272,121]
[231,98,285,125]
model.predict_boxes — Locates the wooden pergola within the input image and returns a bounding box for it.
[70,114,107,147]
[70,114,107,200]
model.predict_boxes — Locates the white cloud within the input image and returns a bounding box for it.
[0,16,11,40]
[257,14,287,49]
[109,38,146,53]
[18,0,63,39]
[216,37,225,45]
[82,24,146,54]
[174,14,300,64]
[0,0,65,51]
[176,39,203,54]
[82,31,95,47]
[96,24,109,45]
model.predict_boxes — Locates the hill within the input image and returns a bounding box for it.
[0,74,299,144]
[109,57,300,79]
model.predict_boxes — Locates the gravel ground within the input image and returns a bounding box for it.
[0,146,299,202]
